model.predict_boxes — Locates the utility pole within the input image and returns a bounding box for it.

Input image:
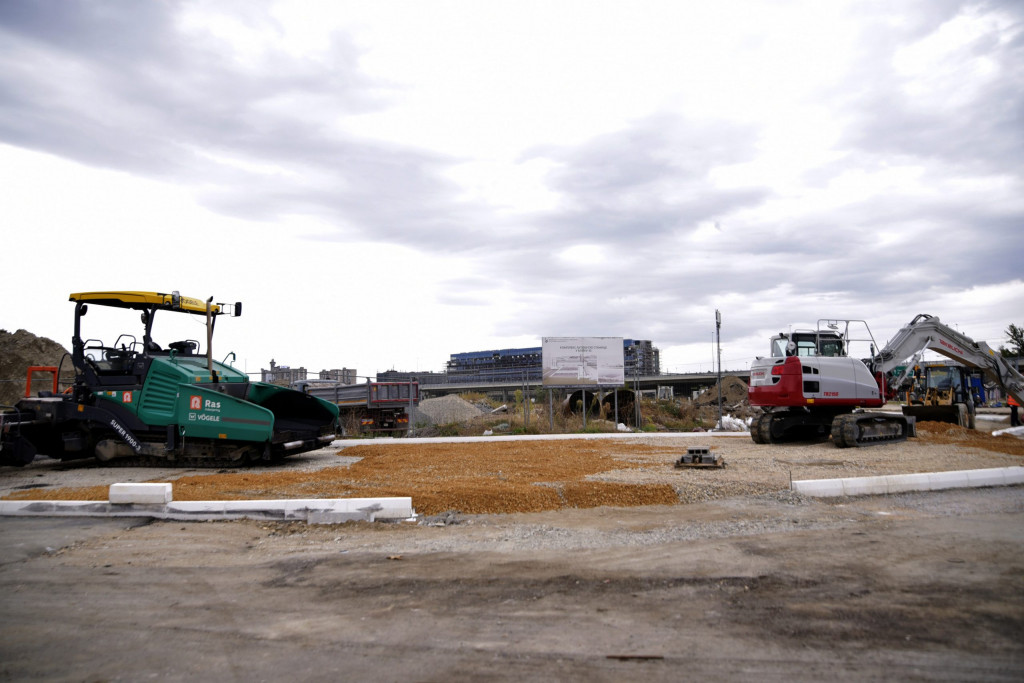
[634,366,641,427]
[548,388,554,431]
[523,373,529,429]
[716,309,723,431]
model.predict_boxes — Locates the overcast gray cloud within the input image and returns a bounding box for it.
[840,5,1024,172]
[531,116,770,242]
[0,0,492,247]
[496,0,1024,350]
[0,0,1020,373]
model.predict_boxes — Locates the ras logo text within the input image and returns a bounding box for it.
[188,395,222,412]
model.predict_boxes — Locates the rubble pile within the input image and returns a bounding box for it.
[694,376,750,407]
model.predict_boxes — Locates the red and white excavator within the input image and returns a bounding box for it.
[748,314,1024,447]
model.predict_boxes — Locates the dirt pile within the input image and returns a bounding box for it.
[0,329,73,407]
[915,420,1024,456]
[694,376,749,407]
[416,394,484,425]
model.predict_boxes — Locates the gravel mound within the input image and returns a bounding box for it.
[0,329,74,407]
[416,394,484,425]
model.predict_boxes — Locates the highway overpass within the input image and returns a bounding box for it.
[418,369,750,400]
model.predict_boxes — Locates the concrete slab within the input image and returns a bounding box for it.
[841,475,887,496]
[965,469,1010,488]
[0,496,415,523]
[109,483,172,504]
[793,466,1024,498]
[926,471,966,491]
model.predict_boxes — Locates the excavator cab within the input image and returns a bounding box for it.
[770,331,845,358]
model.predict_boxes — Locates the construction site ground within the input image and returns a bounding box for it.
[2,414,1023,680]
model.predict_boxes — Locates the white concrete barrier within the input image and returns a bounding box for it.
[0,495,415,523]
[792,466,1024,497]
[109,483,173,505]
[168,498,415,522]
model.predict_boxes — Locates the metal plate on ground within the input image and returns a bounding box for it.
[675,446,726,469]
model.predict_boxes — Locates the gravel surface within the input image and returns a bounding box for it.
[2,423,1022,682]
[3,420,1022,516]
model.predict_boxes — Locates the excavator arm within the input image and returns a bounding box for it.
[871,314,1024,406]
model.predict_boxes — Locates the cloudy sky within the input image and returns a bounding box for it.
[1,0,1021,379]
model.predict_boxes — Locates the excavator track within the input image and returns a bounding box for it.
[750,409,832,444]
[97,451,279,468]
[749,413,766,444]
[831,412,909,448]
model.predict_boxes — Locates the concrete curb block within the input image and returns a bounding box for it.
[792,466,1024,497]
[0,497,415,523]
[109,483,173,504]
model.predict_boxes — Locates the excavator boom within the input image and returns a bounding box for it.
[873,314,1024,407]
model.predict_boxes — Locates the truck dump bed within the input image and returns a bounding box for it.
[304,382,419,408]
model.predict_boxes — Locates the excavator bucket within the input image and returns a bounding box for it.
[902,404,972,428]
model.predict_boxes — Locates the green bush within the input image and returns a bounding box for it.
[437,423,461,437]
[511,425,541,436]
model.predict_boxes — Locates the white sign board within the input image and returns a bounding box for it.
[542,337,624,387]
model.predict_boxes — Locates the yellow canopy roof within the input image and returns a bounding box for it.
[69,291,221,315]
